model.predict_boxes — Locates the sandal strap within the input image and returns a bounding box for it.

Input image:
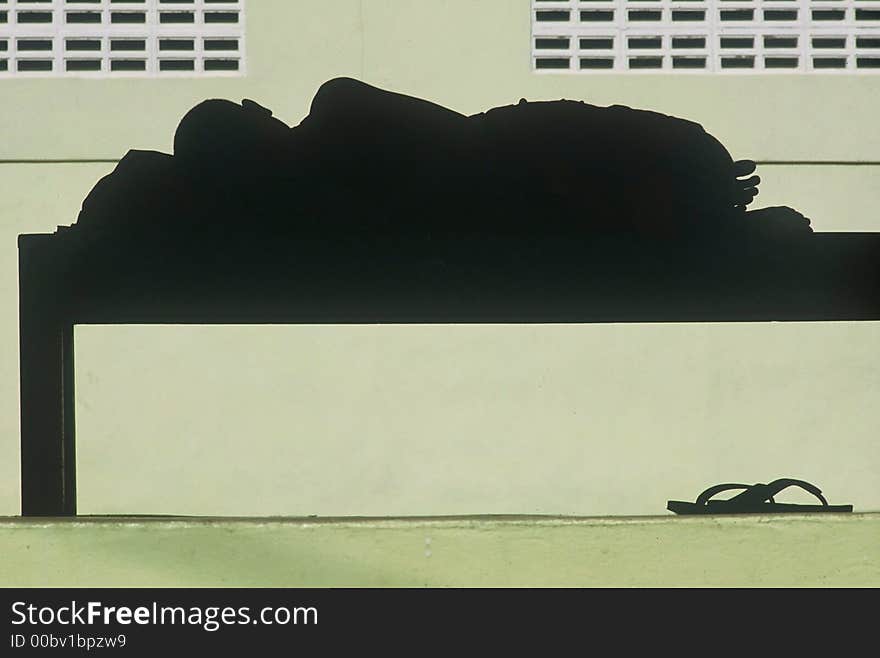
[696,478,829,507]
[695,483,752,506]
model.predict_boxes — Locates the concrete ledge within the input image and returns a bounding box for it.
[1,514,878,587]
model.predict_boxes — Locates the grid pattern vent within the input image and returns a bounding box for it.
[0,0,245,77]
[532,0,880,72]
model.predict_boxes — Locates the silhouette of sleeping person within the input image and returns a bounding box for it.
[76,77,812,247]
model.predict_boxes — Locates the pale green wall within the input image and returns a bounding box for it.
[73,322,880,517]
[1,1,878,518]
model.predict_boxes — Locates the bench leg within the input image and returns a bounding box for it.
[19,237,76,517]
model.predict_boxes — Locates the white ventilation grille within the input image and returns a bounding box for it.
[532,0,880,72]
[0,0,245,77]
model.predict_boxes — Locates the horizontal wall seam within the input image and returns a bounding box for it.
[0,159,120,164]
[758,161,880,166]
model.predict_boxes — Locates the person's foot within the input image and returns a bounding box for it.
[732,159,760,211]
[745,206,813,234]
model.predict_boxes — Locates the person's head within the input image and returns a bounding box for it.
[173,98,291,170]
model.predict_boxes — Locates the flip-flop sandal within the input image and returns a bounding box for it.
[667,478,853,515]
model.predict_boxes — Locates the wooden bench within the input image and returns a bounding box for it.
[19,228,880,516]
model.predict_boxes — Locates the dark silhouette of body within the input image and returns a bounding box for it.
[75,77,810,248]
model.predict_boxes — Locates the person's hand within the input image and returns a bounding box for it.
[733,159,760,211]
